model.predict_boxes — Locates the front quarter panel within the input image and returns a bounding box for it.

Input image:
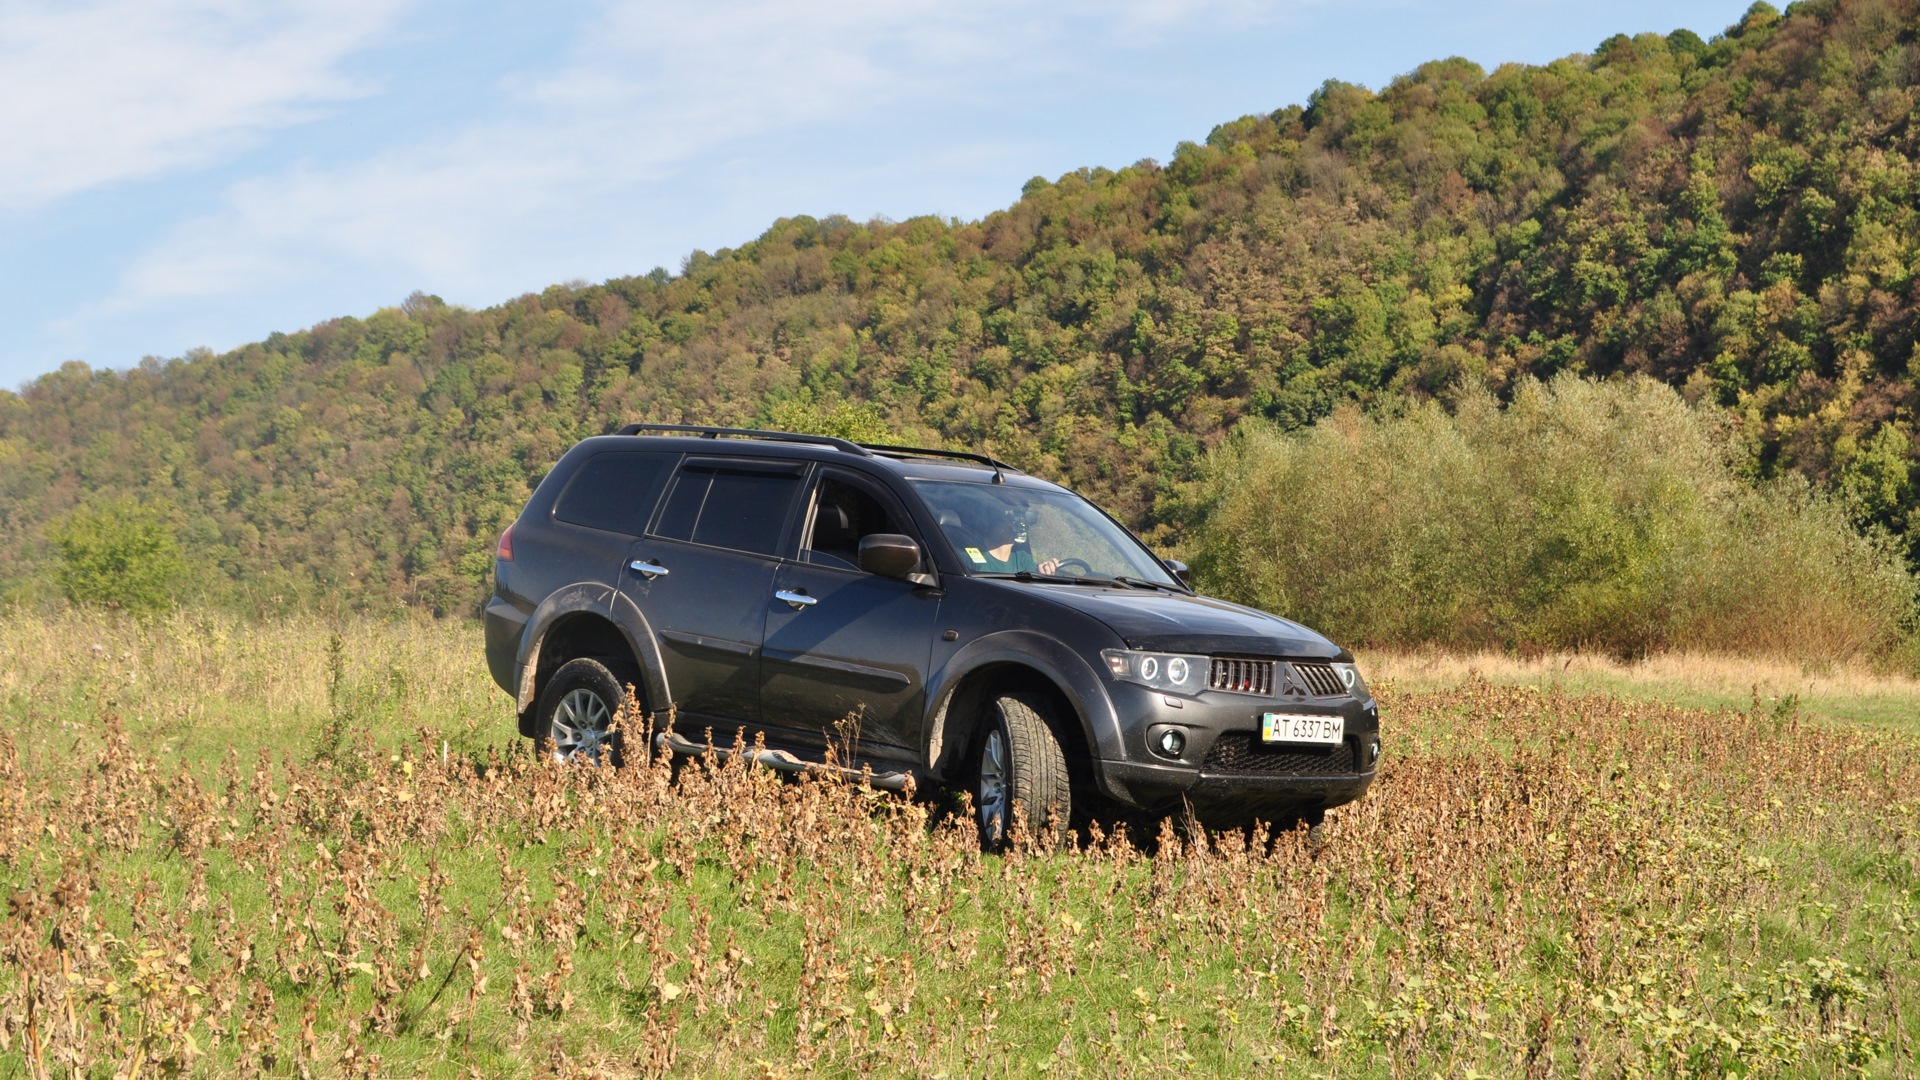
[918,578,1130,786]
[923,628,1121,781]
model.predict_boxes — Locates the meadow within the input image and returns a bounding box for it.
[1368,649,1920,736]
[0,610,1915,1077]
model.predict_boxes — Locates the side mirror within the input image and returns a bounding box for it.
[859,534,922,579]
[1162,558,1191,586]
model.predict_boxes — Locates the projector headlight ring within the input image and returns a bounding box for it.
[1102,649,1208,695]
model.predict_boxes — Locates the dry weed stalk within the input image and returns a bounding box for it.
[0,670,1913,1075]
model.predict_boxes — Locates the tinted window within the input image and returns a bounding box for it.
[553,452,675,535]
[653,470,711,541]
[805,475,908,570]
[654,461,804,556]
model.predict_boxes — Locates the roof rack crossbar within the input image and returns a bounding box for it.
[860,443,1013,483]
[615,423,873,456]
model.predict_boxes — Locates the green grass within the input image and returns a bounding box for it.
[0,610,1915,1077]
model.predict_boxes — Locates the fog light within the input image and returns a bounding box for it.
[1368,738,1382,766]
[1157,729,1186,757]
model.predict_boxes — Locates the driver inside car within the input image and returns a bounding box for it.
[969,511,1062,575]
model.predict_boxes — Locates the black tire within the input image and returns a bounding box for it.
[973,694,1070,851]
[535,657,638,766]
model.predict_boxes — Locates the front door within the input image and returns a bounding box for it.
[621,456,805,729]
[760,469,942,756]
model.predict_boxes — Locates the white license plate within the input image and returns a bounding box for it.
[1260,712,1344,746]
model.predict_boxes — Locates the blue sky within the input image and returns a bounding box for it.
[0,0,1755,392]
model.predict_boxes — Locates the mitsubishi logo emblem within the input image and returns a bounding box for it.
[1278,666,1301,697]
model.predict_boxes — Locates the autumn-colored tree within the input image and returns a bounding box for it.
[2,0,1917,634]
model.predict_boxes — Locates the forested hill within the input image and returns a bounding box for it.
[3,0,1917,615]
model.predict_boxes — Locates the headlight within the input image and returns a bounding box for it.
[1332,662,1368,698]
[1102,649,1207,694]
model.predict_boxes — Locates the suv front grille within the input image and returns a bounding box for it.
[1203,733,1356,776]
[1209,658,1275,696]
[1289,661,1345,697]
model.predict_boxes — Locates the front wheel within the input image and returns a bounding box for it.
[535,657,636,766]
[974,695,1070,850]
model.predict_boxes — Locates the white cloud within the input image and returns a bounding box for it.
[1087,0,1290,45]
[117,131,589,303]
[105,0,1303,310]
[0,0,410,210]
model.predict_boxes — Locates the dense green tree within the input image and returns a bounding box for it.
[2,0,1918,619]
[46,499,187,613]
[761,398,895,443]
[1190,376,1914,658]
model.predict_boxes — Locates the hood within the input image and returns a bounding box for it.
[1010,583,1342,658]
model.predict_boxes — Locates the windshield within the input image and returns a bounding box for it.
[908,479,1178,586]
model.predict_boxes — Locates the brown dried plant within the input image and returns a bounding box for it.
[0,615,1915,1075]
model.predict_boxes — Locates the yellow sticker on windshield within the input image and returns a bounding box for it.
[965,547,986,564]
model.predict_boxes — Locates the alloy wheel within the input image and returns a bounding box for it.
[551,687,614,765]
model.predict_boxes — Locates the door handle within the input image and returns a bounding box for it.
[775,589,817,610]
[628,560,669,580]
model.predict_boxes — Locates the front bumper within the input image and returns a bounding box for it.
[1093,683,1381,818]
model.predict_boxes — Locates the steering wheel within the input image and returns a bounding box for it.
[1054,558,1093,577]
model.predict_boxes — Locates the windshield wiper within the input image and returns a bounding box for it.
[1111,575,1181,593]
[1015,571,1112,586]
[978,571,1106,586]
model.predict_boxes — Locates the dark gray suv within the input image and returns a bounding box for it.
[485,425,1380,845]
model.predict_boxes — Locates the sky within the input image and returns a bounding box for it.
[0,0,1758,392]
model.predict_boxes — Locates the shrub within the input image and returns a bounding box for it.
[1190,375,1915,659]
[44,498,186,614]
[762,397,894,442]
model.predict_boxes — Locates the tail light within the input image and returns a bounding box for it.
[496,522,515,561]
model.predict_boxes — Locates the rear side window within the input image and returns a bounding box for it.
[653,460,804,555]
[553,452,676,535]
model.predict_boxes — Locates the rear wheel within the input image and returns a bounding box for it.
[973,694,1070,850]
[536,657,637,766]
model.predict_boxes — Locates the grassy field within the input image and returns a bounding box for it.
[0,610,1915,1077]
[1368,650,1920,736]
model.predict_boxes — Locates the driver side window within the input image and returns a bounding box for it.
[804,475,907,572]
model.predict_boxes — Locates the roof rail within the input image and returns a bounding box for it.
[615,423,873,456]
[860,443,1014,484]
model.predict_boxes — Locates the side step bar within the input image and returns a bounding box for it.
[654,732,915,793]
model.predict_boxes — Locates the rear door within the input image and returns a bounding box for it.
[621,456,805,727]
[544,450,680,585]
[487,449,677,692]
[761,468,942,756]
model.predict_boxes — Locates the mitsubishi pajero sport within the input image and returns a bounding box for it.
[485,425,1381,846]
